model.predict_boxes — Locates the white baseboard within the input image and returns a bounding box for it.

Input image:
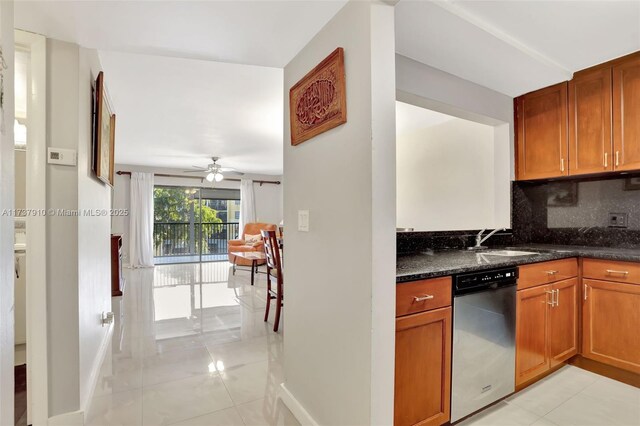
[81,321,114,422]
[279,382,319,426]
[48,410,84,426]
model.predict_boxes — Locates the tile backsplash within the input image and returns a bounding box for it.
[512,174,640,248]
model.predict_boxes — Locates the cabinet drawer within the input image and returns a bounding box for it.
[518,258,578,290]
[396,276,452,317]
[582,259,640,284]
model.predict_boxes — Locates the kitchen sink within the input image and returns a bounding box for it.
[480,250,539,257]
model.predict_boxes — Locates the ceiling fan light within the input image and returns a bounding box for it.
[214,172,224,182]
[206,172,215,182]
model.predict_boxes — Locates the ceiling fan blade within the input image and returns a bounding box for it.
[182,170,206,173]
[219,167,237,172]
[225,171,245,176]
[190,166,208,170]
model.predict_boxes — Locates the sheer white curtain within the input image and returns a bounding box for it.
[239,179,256,237]
[129,172,155,267]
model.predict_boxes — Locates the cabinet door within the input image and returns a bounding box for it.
[516,285,551,386]
[395,307,451,426]
[569,68,613,175]
[516,82,569,180]
[549,278,579,367]
[583,279,640,373]
[613,53,640,171]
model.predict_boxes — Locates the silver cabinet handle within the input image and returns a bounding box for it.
[606,269,629,275]
[604,152,608,168]
[545,290,555,306]
[555,289,559,306]
[545,270,558,275]
[615,151,620,167]
[584,283,588,301]
[561,158,565,172]
[413,295,434,302]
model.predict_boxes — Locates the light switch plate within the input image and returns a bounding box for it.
[47,148,77,166]
[298,210,309,232]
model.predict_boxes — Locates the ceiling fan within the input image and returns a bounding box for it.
[183,157,242,182]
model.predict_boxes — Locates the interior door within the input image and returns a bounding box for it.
[515,284,551,386]
[613,53,640,171]
[516,82,569,180]
[549,278,579,366]
[568,68,613,175]
[583,279,640,373]
[395,307,451,426]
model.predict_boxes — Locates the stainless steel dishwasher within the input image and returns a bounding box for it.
[450,267,518,423]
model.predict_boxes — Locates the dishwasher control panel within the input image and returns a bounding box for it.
[454,267,518,296]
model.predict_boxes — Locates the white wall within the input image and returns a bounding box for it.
[77,46,111,409]
[112,164,283,264]
[45,39,111,418]
[0,3,15,424]
[396,114,500,231]
[396,54,515,180]
[46,39,81,416]
[282,1,396,425]
[15,149,25,210]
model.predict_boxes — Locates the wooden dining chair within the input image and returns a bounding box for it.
[261,229,283,332]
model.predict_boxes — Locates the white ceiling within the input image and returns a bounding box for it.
[396,101,455,136]
[15,0,348,68]
[396,0,640,97]
[15,1,348,175]
[99,51,283,174]
[14,1,640,172]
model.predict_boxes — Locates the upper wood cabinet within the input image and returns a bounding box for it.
[516,82,569,180]
[568,67,613,175]
[613,53,640,171]
[515,50,640,180]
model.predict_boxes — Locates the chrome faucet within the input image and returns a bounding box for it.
[468,228,506,250]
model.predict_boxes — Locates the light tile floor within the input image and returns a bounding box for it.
[87,262,639,426]
[459,365,640,426]
[86,262,299,426]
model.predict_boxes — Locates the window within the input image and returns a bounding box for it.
[153,185,241,263]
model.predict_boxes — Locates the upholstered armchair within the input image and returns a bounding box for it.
[228,222,277,266]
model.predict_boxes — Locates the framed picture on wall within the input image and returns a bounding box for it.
[289,47,347,146]
[93,71,116,186]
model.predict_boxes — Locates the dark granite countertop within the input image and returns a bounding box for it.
[396,245,640,283]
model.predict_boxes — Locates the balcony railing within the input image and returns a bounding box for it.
[154,222,240,262]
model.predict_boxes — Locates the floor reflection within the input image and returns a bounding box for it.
[87,261,298,426]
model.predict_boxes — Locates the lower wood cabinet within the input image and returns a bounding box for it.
[549,278,579,367]
[516,277,578,386]
[582,278,640,373]
[395,306,451,426]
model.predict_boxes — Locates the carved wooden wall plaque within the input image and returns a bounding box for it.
[290,47,347,146]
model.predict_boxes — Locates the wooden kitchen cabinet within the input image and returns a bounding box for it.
[548,278,579,367]
[568,67,613,175]
[515,260,578,387]
[515,284,551,386]
[515,82,569,180]
[395,307,451,426]
[582,278,640,373]
[515,51,640,179]
[613,53,640,171]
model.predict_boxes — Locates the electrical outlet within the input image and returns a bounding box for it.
[608,212,628,228]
